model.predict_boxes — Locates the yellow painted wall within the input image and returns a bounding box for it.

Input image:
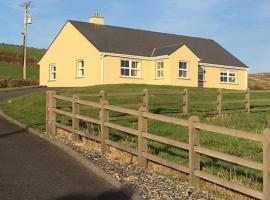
[202,65,247,90]
[39,21,101,87]
[39,23,247,90]
[103,56,171,85]
[169,45,200,87]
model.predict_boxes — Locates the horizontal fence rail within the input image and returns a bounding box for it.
[46,89,270,200]
[69,88,270,116]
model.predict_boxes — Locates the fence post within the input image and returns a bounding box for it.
[100,90,109,153]
[46,91,56,136]
[263,128,270,200]
[72,94,80,141]
[183,89,189,114]
[138,106,148,167]
[143,89,149,111]
[189,116,200,185]
[245,88,251,113]
[217,89,223,115]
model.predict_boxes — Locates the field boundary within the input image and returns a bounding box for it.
[46,90,270,200]
[73,88,270,115]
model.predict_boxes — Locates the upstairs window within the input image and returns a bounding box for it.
[76,59,84,78]
[121,60,141,78]
[155,61,164,79]
[179,61,188,78]
[49,64,56,81]
[220,70,237,83]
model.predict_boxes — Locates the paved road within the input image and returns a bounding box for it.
[0,88,133,200]
[0,87,61,101]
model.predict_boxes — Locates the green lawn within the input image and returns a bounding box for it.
[0,61,39,80]
[0,84,269,193]
[0,43,46,61]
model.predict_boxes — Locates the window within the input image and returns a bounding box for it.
[198,65,205,81]
[49,64,56,81]
[120,60,141,78]
[76,59,84,78]
[220,70,237,83]
[179,61,188,78]
[155,61,164,79]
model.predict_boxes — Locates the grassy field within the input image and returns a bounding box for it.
[0,43,46,61]
[0,43,45,80]
[249,73,270,90]
[0,84,269,195]
[0,61,39,80]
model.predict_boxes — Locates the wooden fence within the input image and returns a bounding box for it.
[74,88,270,116]
[46,90,270,200]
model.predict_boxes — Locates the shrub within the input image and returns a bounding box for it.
[0,78,38,88]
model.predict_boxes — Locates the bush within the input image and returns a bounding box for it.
[0,78,38,88]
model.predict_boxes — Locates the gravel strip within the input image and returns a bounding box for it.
[56,136,222,200]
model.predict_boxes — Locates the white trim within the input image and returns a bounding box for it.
[179,60,189,79]
[49,63,56,81]
[220,69,238,84]
[100,53,105,84]
[244,70,248,89]
[155,61,164,79]
[200,62,248,70]
[76,59,85,78]
[120,59,142,78]
[101,52,169,61]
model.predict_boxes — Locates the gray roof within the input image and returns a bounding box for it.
[69,20,248,68]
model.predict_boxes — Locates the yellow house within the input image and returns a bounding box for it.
[39,14,249,90]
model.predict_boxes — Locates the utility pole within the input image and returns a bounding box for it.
[22,2,32,80]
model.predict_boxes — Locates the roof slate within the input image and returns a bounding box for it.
[69,20,248,68]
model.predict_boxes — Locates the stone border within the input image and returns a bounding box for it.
[0,110,140,200]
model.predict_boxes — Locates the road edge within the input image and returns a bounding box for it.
[0,110,140,200]
[0,85,45,93]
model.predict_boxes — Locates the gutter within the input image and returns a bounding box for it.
[200,62,249,70]
[100,52,169,61]
[100,53,105,85]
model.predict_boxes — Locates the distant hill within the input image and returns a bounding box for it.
[0,43,46,80]
[249,73,270,90]
[0,43,46,61]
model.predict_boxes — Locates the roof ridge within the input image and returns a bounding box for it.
[68,20,213,41]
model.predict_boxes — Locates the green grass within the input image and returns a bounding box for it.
[0,43,46,61]
[0,84,270,193]
[0,61,39,80]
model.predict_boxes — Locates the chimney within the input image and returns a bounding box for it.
[89,12,104,25]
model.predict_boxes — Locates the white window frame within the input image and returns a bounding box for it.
[120,59,142,78]
[179,61,189,79]
[220,69,237,84]
[76,59,85,78]
[198,65,205,82]
[49,64,56,81]
[155,61,164,79]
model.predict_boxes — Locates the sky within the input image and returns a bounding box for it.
[0,0,269,72]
